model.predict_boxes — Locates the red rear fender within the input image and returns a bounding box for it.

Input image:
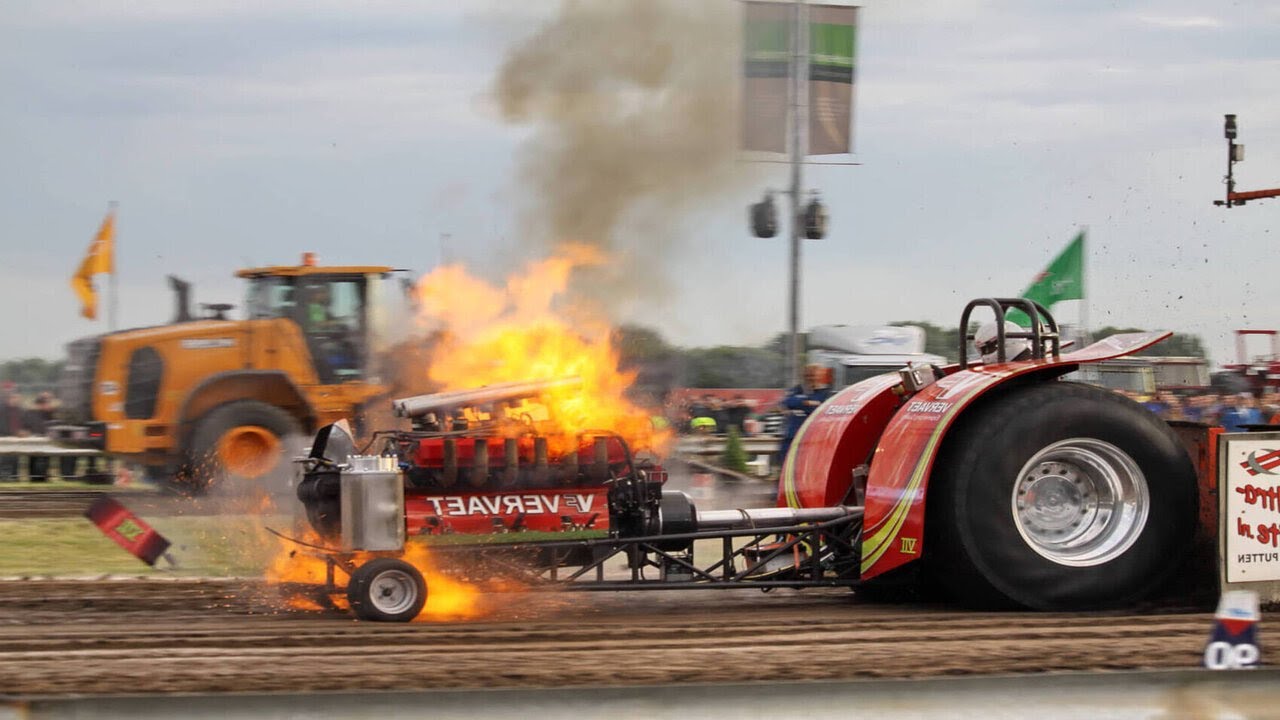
[779,374,903,509]
[857,330,1171,580]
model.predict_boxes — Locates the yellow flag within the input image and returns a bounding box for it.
[71,210,115,320]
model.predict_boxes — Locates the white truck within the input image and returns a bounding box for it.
[807,325,947,389]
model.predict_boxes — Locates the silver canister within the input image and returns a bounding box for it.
[339,455,406,551]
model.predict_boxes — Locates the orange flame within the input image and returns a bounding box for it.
[265,533,486,621]
[264,247,662,621]
[414,245,672,457]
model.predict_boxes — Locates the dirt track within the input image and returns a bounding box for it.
[0,481,1268,698]
[0,578,1270,698]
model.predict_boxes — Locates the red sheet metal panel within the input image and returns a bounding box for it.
[779,374,903,509]
[1168,422,1222,545]
[406,487,610,536]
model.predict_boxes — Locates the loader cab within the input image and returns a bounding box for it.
[239,259,398,385]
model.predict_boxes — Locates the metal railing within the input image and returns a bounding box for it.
[0,437,112,483]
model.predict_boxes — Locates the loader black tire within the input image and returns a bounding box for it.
[926,381,1197,610]
[187,400,301,493]
[347,558,427,622]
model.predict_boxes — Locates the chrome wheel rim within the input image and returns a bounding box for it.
[369,569,418,615]
[1011,438,1148,567]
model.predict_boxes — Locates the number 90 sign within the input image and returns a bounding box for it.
[1204,640,1260,670]
[1203,591,1262,671]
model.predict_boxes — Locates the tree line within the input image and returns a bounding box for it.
[615,321,1208,397]
[0,321,1206,397]
[0,358,64,390]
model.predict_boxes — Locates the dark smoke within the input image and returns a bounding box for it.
[494,0,752,308]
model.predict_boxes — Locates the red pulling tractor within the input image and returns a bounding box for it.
[290,299,1210,621]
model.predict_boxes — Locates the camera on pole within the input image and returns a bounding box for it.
[750,192,778,238]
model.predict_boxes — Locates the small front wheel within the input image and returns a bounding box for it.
[347,558,427,622]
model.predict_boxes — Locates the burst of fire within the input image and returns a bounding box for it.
[265,532,487,622]
[264,247,663,621]
[414,245,672,457]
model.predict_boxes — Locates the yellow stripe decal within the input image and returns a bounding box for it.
[784,380,897,510]
[781,410,817,509]
[859,399,969,573]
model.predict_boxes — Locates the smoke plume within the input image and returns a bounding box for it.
[494,0,749,309]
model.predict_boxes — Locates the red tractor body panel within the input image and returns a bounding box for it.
[782,331,1173,580]
[402,434,641,537]
[778,374,902,510]
[406,487,610,536]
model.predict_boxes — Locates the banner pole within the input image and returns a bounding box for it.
[108,201,118,332]
[786,0,809,387]
[1080,228,1089,343]
[109,270,117,332]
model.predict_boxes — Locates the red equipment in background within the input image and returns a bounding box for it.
[1220,330,1280,395]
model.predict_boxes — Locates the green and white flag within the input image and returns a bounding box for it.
[1011,231,1085,327]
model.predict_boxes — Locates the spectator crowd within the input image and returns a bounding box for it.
[676,394,760,436]
[670,386,1280,438]
[0,382,59,437]
[1118,388,1280,432]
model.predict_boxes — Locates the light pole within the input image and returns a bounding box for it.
[747,0,833,387]
[1215,113,1280,207]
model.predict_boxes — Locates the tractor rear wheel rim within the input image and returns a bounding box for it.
[369,569,419,616]
[215,426,279,478]
[1011,438,1148,567]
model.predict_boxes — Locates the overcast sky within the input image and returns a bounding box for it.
[2,0,1278,366]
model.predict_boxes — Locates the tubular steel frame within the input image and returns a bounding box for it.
[306,512,863,599]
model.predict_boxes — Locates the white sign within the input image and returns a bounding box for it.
[1224,438,1280,583]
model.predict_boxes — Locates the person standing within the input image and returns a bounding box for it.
[1222,393,1263,432]
[0,384,23,480]
[1202,392,1224,426]
[19,391,58,481]
[26,392,57,434]
[1261,389,1280,424]
[777,365,833,467]
[687,395,712,434]
[725,395,750,436]
[0,386,26,437]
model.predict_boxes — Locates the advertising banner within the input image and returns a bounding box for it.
[742,1,793,153]
[807,4,857,155]
[406,487,610,536]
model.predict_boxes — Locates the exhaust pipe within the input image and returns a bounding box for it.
[694,505,859,531]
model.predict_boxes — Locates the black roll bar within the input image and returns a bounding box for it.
[958,297,1061,369]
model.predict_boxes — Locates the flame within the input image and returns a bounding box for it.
[265,532,485,621]
[263,246,663,621]
[414,245,672,457]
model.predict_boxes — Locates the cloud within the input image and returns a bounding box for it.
[1137,15,1224,29]
[1,0,1278,370]
[4,1,498,27]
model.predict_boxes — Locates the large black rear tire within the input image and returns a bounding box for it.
[926,381,1197,610]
